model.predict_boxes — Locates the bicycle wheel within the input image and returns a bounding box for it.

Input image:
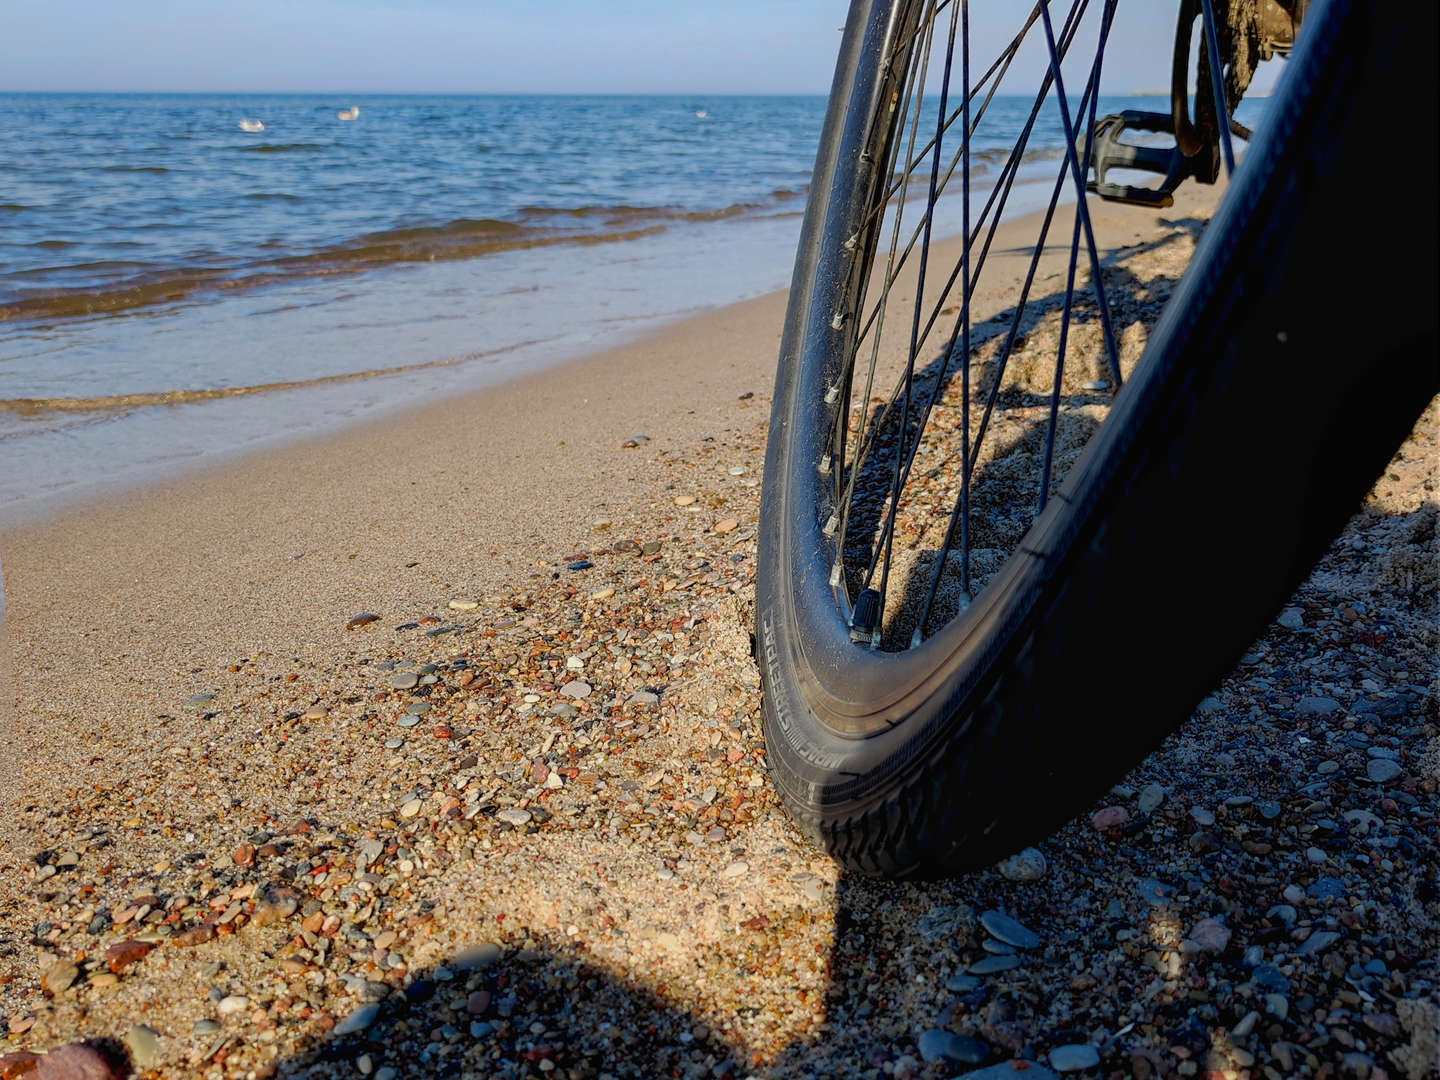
[757,0,1438,878]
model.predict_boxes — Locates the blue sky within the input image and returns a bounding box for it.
[1,1,1277,95]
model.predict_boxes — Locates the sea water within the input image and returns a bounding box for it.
[0,93,1265,521]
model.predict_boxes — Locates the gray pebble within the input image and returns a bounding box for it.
[1050,1044,1101,1072]
[1138,783,1166,813]
[125,1025,162,1069]
[397,715,420,728]
[496,809,532,827]
[560,680,592,699]
[389,673,419,690]
[980,910,1041,949]
[453,942,502,970]
[1366,758,1403,783]
[1277,608,1306,630]
[968,954,1022,974]
[333,1003,381,1036]
[1296,695,1342,715]
[1297,930,1341,956]
[963,1064,1059,1080]
[193,1019,222,1035]
[946,973,981,992]
[917,1029,988,1064]
[997,847,1048,882]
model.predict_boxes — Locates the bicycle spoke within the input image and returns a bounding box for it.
[870,0,964,627]
[1038,1,1122,390]
[1198,0,1237,174]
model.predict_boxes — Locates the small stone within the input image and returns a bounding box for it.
[453,943,502,970]
[917,1030,988,1065]
[397,714,420,728]
[1050,1044,1101,1072]
[674,495,696,507]
[1297,930,1341,956]
[1190,807,1216,826]
[332,1003,381,1037]
[713,519,739,534]
[388,672,419,690]
[1186,916,1232,953]
[1296,695,1342,716]
[961,1063,1060,1080]
[216,995,249,1015]
[104,939,155,974]
[720,861,749,878]
[968,954,1021,975]
[997,847,1047,882]
[40,962,79,996]
[1091,806,1129,830]
[559,680,592,699]
[1366,759,1403,784]
[980,910,1041,950]
[33,1045,117,1080]
[184,693,215,710]
[1196,695,1224,713]
[1307,877,1346,900]
[1138,783,1166,813]
[171,924,216,948]
[303,707,328,720]
[496,809,532,827]
[946,973,981,992]
[400,799,423,819]
[1277,608,1305,630]
[192,1020,221,1036]
[346,612,380,630]
[124,1026,161,1069]
[252,888,299,927]
[447,598,478,611]
[1081,379,1109,392]
[405,701,430,715]
[626,691,660,706]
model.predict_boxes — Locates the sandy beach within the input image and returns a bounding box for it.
[2,186,1437,1080]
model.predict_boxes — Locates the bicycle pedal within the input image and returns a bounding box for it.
[1085,110,1214,208]
[849,588,882,646]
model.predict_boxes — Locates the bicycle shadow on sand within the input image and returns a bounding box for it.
[257,495,1435,1079]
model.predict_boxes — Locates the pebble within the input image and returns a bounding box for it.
[917,1030,988,1064]
[1296,929,1341,956]
[453,943,502,970]
[124,1025,161,1069]
[1091,806,1129,830]
[388,672,419,690]
[496,809,532,827]
[1185,916,1231,953]
[397,715,420,728]
[673,495,696,506]
[997,847,1047,882]
[447,598,478,611]
[1081,379,1110,391]
[1190,807,1216,826]
[1277,607,1306,629]
[345,612,381,629]
[1049,1044,1101,1072]
[1295,695,1342,715]
[1366,758,1403,783]
[192,1020,221,1036]
[32,1045,117,1080]
[332,1003,381,1037]
[720,861,749,878]
[946,973,981,992]
[216,994,250,1015]
[1138,783,1166,813]
[968,955,1021,975]
[40,961,78,996]
[962,1064,1059,1080]
[400,799,423,819]
[627,690,660,706]
[980,910,1041,950]
[559,679,592,699]
[184,693,215,710]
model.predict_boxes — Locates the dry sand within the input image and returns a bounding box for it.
[1,189,1436,1080]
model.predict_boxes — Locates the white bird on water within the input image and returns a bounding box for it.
[237,118,266,133]
[337,106,360,120]
[695,109,708,119]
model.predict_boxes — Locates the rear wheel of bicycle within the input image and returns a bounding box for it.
[756,0,1438,878]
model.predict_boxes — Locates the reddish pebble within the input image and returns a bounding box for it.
[345,612,380,630]
[434,725,453,739]
[418,615,440,626]
[0,1053,41,1079]
[34,1046,118,1080]
[104,939,155,974]
[726,746,746,764]
[234,844,257,867]
[1091,806,1130,830]
[170,924,216,948]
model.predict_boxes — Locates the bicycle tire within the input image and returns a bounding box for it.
[757,0,1438,878]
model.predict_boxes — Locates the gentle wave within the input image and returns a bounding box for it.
[239,142,330,153]
[0,357,468,416]
[0,192,806,323]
